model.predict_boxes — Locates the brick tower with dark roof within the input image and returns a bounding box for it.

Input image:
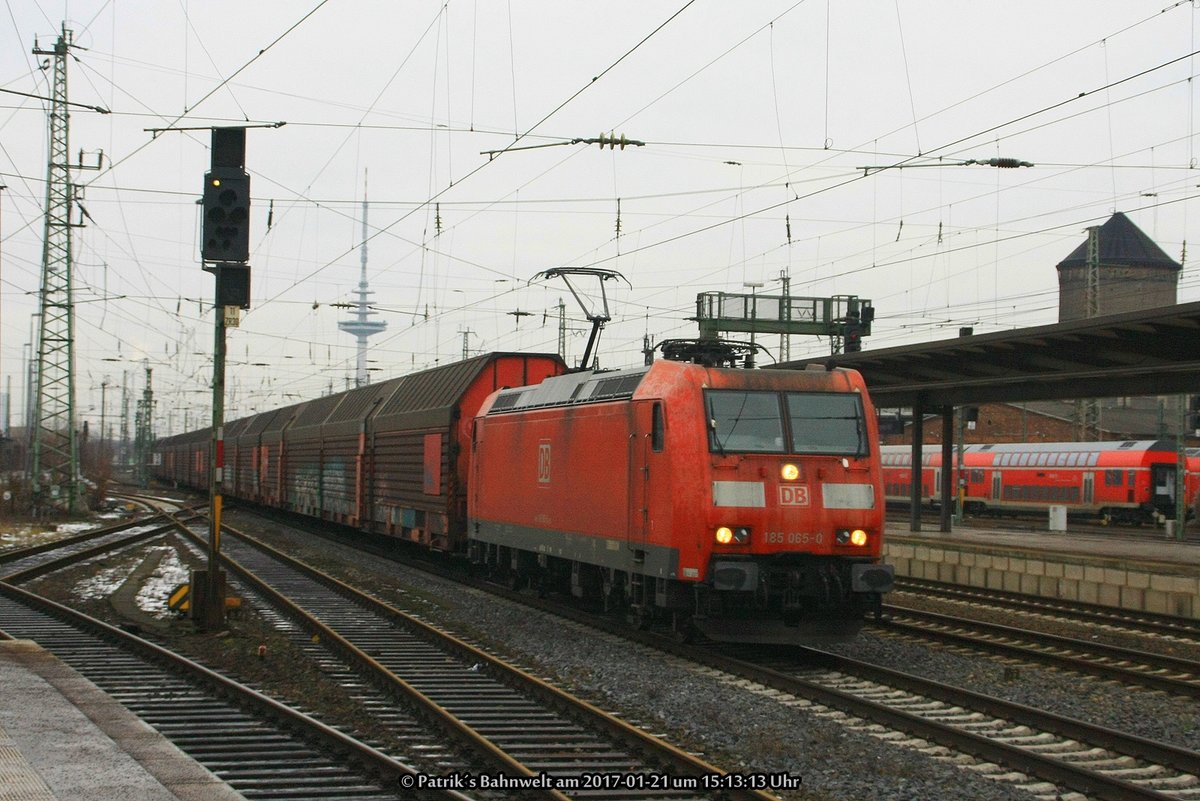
[1056,211,1181,322]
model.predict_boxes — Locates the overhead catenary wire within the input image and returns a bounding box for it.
[80,0,335,186]
[4,3,1198,418]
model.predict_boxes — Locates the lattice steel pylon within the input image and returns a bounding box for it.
[133,364,154,488]
[29,29,81,512]
[1077,226,1101,440]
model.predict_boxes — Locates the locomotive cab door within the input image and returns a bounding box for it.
[628,401,661,559]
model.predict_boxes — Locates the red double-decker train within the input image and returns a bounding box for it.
[881,440,1184,524]
[155,350,893,642]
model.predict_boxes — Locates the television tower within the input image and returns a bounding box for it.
[338,171,386,387]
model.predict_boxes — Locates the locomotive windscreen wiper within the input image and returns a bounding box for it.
[710,418,725,455]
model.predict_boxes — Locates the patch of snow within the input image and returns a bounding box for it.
[135,547,191,618]
[0,526,59,549]
[74,565,133,601]
[0,527,33,544]
[55,522,96,536]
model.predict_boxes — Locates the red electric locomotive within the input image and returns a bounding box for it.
[470,357,893,642]
[881,440,1181,524]
[154,350,893,643]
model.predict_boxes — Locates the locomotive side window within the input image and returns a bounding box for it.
[786,393,867,456]
[707,391,786,453]
[652,402,665,452]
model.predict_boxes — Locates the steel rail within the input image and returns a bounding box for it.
[0,578,472,801]
[225,506,1195,801]
[879,605,1200,697]
[893,576,1200,640]
[503,593,1200,800]
[688,644,1197,801]
[1,523,178,583]
[179,516,777,801]
[171,518,576,801]
[0,512,161,563]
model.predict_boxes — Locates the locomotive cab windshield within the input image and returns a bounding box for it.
[700,384,888,642]
[706,390,868,456]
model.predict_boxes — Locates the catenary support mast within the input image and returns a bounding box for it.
[30,28,84,512]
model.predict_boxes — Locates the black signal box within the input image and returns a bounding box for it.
[203,264,251,309]
[201,168,250,263]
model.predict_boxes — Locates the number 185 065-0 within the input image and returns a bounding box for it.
[762,531,823,545]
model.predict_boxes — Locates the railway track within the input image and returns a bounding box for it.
[7,499,766,800]
[892,576,1200,643]
[0,509,199,582]
[225,505,1200,801]
[437,574,1200,801]
[166,514,779,801]
[886,512,1200,545]
[558,612,1200,800]
[721,643,1200,801]
[0,580,464,801]
[875,605,1200,698]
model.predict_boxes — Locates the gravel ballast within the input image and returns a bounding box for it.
[223,511,1095,801]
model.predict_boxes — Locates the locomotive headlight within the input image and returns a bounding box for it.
[715,526,751,545]
[836,528,870,546]
[780,463,800,481]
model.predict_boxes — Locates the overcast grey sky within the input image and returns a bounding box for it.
[2,1,1197,434]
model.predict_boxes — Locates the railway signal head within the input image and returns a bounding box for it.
[201,170,250,263]
[843,312,863,353]
[860,304,875,334]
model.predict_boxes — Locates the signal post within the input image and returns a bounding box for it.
[195,128,251,631]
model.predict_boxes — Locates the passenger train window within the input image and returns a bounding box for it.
[786,393,867,456]
[706,391,785,453]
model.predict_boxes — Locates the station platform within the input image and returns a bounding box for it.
[0,638,244,801]
[885,522,1200,619]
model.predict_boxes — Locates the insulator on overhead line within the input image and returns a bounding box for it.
[599,132,629,150]
[987,157,1034,168]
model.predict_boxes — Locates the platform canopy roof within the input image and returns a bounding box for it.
[780,301,1200,409]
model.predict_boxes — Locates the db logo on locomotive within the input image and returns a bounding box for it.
[778,485,810,506]
[537,441,552,484]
